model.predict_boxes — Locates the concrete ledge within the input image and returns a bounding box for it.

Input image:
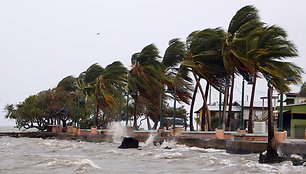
[233,133,268,141]
[0,132,58,138]
[181,131,216,139]
[181,131,233,139]
[226,140,267,154]
[280,140,306,157]
[176,137,227,149]
[236,129,247,134]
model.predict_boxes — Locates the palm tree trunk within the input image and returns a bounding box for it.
[200,83,209,131]
[266,82,278,160]
[222,76,230,130]
[133,97,138,130]
[153,121,158,130]
[146,116,151,130]
[204,83,210,131]
[189,71,200,131]
[191,74,210,131]
[200,84,209,131]
[191,70,210,131]
[226,75,235,131]
[189,79,199,131]
[95,101,99,129]
[248,73,257,133]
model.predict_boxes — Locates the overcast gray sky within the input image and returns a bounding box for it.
[1,0,305,126]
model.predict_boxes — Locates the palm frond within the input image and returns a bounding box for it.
[84,63,104,84]
[162,38,186,68]
[228,5,260,35]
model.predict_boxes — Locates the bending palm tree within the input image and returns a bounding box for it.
[224,5,263,131]
[261,62,303,163]
[128,44,163,129]
[77,62,127,128]
[232,25,299,133]
[183,28,228,130]
[161,39,193,129]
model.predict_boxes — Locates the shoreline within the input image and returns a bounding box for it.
[1,130,306,160]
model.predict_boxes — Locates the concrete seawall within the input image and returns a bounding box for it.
[280,139,306,158]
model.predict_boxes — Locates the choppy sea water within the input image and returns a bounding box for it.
[0,126,305,174]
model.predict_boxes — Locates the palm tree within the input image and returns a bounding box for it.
[261,62,303,162]
[183,28,228,130]
[232,25,300,133]
[77,62,128,128]
[181,6,263,131]
[57,75,78,93]
[55,75,79,127]
[128,44,163,129]
[161,39,193,129]
[223,5,263,131]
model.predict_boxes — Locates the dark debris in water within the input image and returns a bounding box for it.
[259,153,306,166]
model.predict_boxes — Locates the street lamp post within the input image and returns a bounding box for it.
[278,77,294,131]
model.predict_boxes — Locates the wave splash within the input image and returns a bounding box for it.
[108,122,127,143]
[37,158,101,171]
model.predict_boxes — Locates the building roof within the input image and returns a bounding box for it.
[234,101,269,108]
[283,102,306,107]
[195,99,272,113]
[207,105,241,112]
[282,103,306,114]
[286,92,302,97]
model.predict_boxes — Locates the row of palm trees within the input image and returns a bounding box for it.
[70,40,193,129]
[61,5,302,133]
[182,5,303,132]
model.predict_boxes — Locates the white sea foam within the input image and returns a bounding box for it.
[220,159,231,165]
[139,151,154,156]
[106,149,120,155]
[79,159,101,169]
[290,154,303,160]
[108,122,127,143]
[203,148,226,153]
[38,158,100,169]
[244,161,279,173]
[144,134,155,146]
[155,152,184,159]
[160,140,177,149]
[39,139,84,150]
